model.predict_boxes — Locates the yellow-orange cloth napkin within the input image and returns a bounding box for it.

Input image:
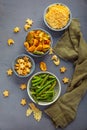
[45,19,87,128]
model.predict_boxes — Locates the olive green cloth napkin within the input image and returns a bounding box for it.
[45,19,87,128]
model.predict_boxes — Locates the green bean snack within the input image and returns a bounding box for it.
[29,73,58,103]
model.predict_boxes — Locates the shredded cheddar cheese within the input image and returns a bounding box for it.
[45,4,70,29]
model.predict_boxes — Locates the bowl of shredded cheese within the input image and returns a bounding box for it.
[44,3,72,31]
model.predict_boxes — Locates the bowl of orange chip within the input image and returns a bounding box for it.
[27,71,61,106]
[24,28,53,57]
[44,3,72,31]
[12,54,35,78]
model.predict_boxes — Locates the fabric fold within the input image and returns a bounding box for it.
[44,19,87,128]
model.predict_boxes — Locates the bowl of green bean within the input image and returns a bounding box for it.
[27,71,61,106]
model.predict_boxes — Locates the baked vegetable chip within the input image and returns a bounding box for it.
[40,61,47,71]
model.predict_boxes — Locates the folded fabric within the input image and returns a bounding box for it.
[44,19,87,128]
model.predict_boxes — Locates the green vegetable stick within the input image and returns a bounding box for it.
[33,50,44,55]
[32,77,42,83]
[30,91,36,95]
[36,78,56,93]
[40,74,49,86]
[49,80,57,91]
[48,75,56,79]
[41,91,54,97]
[44,90,54,94]
[37,84,51,96]
[32,75,39,80]
[39,74,47,78]
[32,95,38,103]
[32,79,43,87]
[37,96,53,102]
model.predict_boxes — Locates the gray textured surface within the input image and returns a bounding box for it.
[0,0,87,130]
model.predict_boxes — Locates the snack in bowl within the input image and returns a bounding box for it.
[12,54,35,78]
[44,3,72,31]
[27,71,61,106]
[24,28,52,57]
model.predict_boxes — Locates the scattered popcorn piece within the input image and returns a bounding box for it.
[40,61,47,71]
[7,39,14,46]
[24,24,31,31]
[26,18,33,25]
[49,47,53,54]
[13,27,20,33]
[60,66,67,73]
[20,84,27,90]
[26,108,32,117]
[20,98,27,106]
[6,69,13,76]
[3,90,9,97]
[62,77,69,84]
[24,18,33,31]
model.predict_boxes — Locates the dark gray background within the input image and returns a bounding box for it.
[0,0,87,130]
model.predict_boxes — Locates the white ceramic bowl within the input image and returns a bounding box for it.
[24,28,53,57]
[44,3,72,31]
[12,54,35,78]
[27,71,61,106]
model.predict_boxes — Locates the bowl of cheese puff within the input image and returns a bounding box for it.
[12,54,35,78]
